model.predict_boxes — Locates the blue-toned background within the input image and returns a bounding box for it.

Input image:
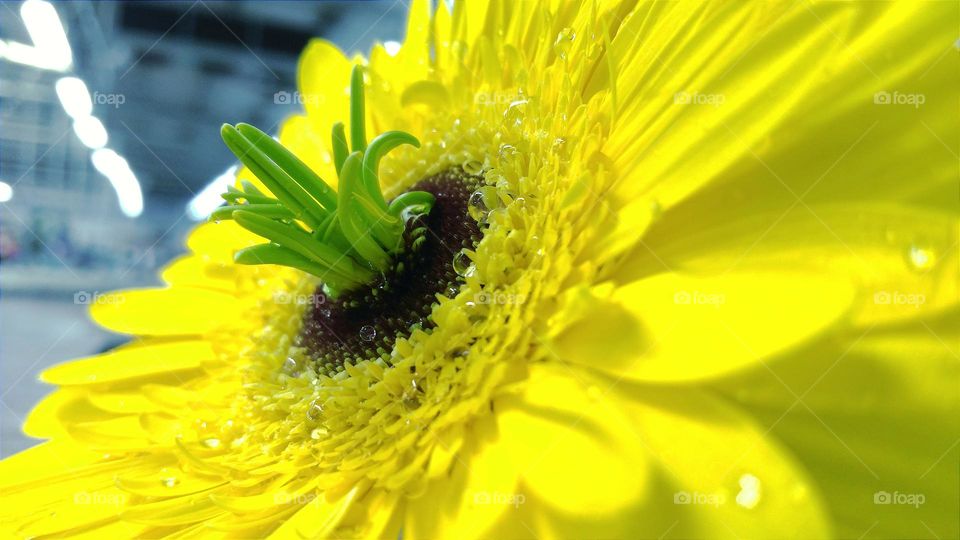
[0,0,408,457]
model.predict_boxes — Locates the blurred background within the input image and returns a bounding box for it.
[0,0,408,457]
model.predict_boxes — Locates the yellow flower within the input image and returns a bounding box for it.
[2,1,957,538]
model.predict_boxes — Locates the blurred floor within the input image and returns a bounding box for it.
[0,293,120,457]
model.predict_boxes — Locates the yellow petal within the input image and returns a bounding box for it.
[267,483,361,539]
[611,382,831,539]
[616,204,959,327]
[712,314,960,539]
[494,364,648,516]
[161,254,238,292]
[555,271,853,381]
[41,339,213,385]
[406,413,520,540]
[89,287,241,336]
[607,2,956,216]
[185,220,260,261]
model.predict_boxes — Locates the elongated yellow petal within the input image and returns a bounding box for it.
[495,364,648,515]
[41,339,213,385]
[554,272,853,381]
[90,288,241,336]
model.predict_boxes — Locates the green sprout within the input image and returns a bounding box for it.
[213,65,435,298]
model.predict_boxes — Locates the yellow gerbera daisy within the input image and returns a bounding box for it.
[2,1,957,539]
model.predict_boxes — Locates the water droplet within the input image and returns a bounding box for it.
[403,379,422,411]
[503,100,528,126]
[310,427,326,440]
[552,137,567,153]
[359,325,377,342]
[463,159,483,175]
[445,284,460,298]
[553,28,576,60]
[201,438,221,449]
[453,250,475,277]
[161,476,179,488]
[906,244,936,272]
[468,186,501,222]
[735,473,762,509]
[282,357,299,375]
[306,399,324,421]
[498,143,518,161]
[650,199,662,219]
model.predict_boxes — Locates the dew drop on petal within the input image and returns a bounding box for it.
[161,476,180,488]
[650,199,663,220]
[201,438,221,449]
[445,284,460,298]
[468,186,502,222]
[906,244,936,272]
[498,143,518,161]
[503,100,528,126]
[453,250,475,277]
[553,28,575,60]
[462,159,483,175]
[282,357,299,375]
[735,473,762,509]
[402,379,422,411]
[306,399,324,421]
[359,325,377,341]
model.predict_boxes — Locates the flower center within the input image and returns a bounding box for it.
[298,169,481,375]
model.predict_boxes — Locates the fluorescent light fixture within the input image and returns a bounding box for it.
[186,165,238,221]
[0,0,72,71]
[91,149,143,218]
[55,76,92,118]
[72,115,108,149]
[383,40,402,56]
[0,181,13,203]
